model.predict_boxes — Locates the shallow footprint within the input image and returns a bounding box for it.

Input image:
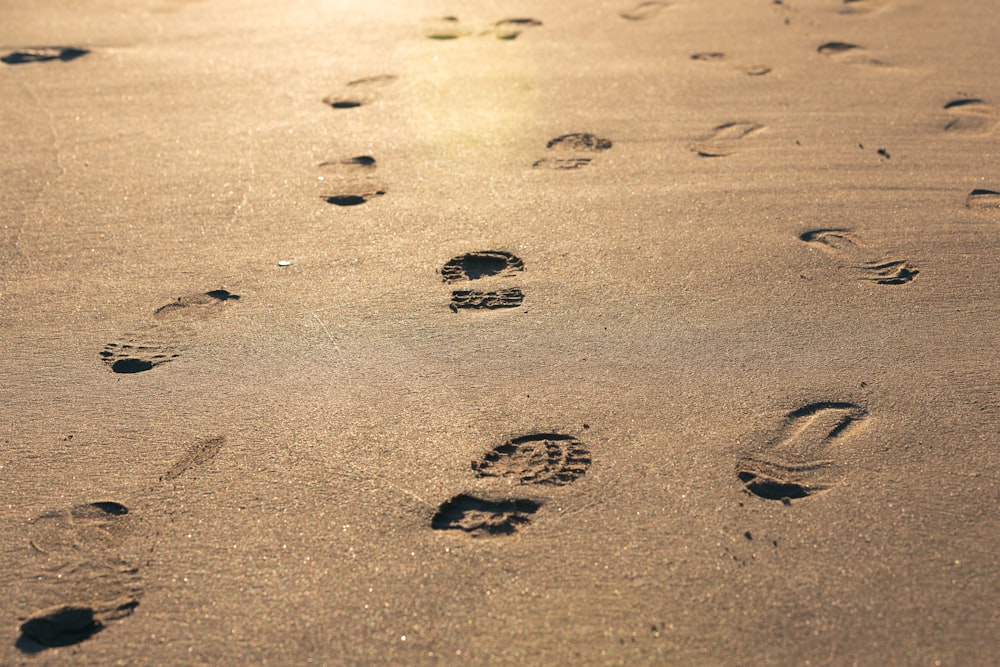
[689,122,764,157]
[492,18,542,40]
[472,433,590,486]
[838,0,891,15]
[943,98,999,135]
[534,133,612,169]
[817,41,885,66]
[153,289,239,322]
[432,494,540,536]
[29,502,130,555]
[100,341,181,374]
[2,47,89,65]
[620,1,671,21]
[690,52,771,76]
[322,74,397,109]
[424,16,472,40]
[737,402,868,502]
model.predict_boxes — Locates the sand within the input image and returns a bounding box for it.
[1,0,998,664]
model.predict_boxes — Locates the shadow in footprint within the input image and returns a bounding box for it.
[2,47,89,65]
[493,18,543,40]
[432,494,541,536]
[737,402,868,503]
[689,122,764,157]
[473,433,591,486]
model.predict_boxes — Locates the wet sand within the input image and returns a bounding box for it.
[1,0,998,664]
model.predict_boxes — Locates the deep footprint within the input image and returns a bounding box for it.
[450,288,524,312]
[100,343,180,374]
[18,598,139,651]
[2,47,89,65]
[858,260,919,285]
[322,191,386,206]
[966,188,1000,210]
[472,433,591,486]
[432,494,541,536]
[441,250,524,283]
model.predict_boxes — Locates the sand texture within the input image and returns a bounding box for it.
[1,0,998,664]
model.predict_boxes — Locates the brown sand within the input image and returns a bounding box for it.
[1,0,998,663]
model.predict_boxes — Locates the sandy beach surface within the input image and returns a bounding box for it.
[1,0,998,664]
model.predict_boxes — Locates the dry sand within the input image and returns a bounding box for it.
[1,0,998,664]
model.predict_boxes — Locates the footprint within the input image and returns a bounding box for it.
[857,259,919,285]
[20,501,142,653]
[737,402,868,502]
[799,228,864,254]
[431,494,541,536]
[424,15,473,40]
[100,341,180,374]
[1,47,89,65]
[424,16,541,40]
[322,74,397,109]
[441,250,524,283]
[28,502,130,556]
[318,155,387,206]
[492,18,543,40]
[18,598,139,651]
[689,122,764,157]
[966,188,1000,211]
[449,288,524,312]
[799,229,917,285]
[943,98,999,135]
[152,289,239,321]
[533,133,613,169]
[817,41,885,66]
[691,52,771,76]
[838,0,890,15]
[619,1,671,21]
[161,436,225,482]
[472,433,591,486]
[321,191,386,206]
